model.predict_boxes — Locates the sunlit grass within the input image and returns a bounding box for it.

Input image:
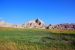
[0,27,75,50]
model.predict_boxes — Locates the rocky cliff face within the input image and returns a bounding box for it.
[47,23,75,30]
[24,19,45,29]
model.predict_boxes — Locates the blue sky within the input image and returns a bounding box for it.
[0,0,75,25]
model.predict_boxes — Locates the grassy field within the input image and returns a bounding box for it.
[0,27,75,50]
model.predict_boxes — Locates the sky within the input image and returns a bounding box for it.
[0,0,75,25]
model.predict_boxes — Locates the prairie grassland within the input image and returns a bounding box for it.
[0,27,75,50]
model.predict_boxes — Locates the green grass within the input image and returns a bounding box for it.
[0,27,75,50]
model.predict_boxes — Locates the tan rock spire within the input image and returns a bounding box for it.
[25,19,45,29]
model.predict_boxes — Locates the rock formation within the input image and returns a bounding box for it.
[24,19,45,29]
[0,19,75,30]
[47,23,75,30]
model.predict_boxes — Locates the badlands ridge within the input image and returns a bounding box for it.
[0,19,75,30]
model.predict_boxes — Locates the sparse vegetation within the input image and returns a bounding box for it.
[0,27,75,50]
